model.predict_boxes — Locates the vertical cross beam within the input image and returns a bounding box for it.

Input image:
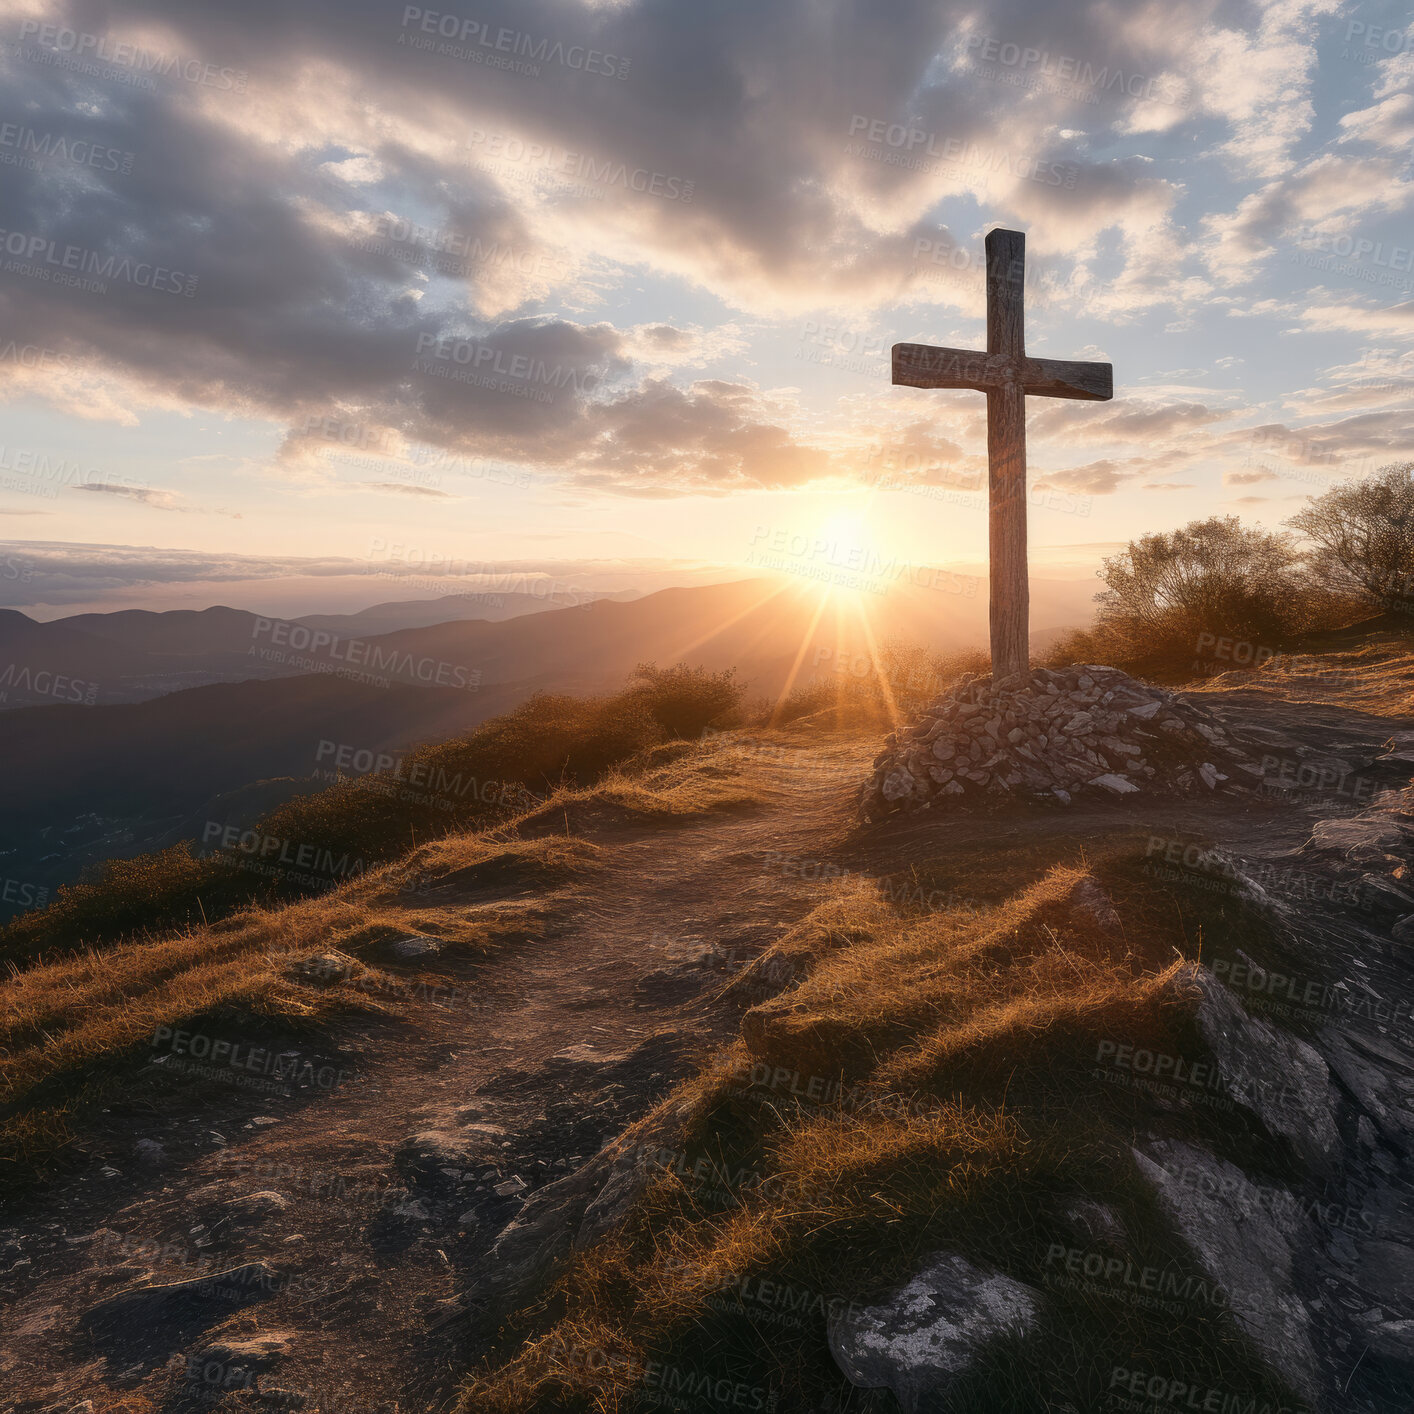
[985,228,1028,683]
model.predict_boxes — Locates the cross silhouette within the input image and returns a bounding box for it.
[893,228,1112,681]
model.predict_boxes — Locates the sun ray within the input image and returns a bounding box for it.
[665,577,798,664]
[844,589,904,728]
[767,586,834,728]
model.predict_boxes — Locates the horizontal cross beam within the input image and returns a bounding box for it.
[892,343,1113,401]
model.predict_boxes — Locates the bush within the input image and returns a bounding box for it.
[1287,461,1414,613]
[0,844,241,968]
[1047,516,1321,678]
[627,662,745,738]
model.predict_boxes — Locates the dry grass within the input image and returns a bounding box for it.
[513,740,772,839]
[1187,637,1414,716]
[0,738,771,1183]
[0,832,595,1172]
[466,849,1306,1414]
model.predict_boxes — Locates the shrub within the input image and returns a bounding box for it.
[1286,461,1414,613]
[0,844,243,968]
[1047,516,1321,678]
[627,663,745,738]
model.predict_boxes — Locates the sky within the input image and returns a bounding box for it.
[0,0,1412,618]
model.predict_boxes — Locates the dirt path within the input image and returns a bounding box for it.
[0,737,871,1414]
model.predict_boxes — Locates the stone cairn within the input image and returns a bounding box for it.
[859,664,1265,820]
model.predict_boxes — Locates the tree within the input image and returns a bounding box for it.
[1080,516,1307,672]
[1286,462,1414,612]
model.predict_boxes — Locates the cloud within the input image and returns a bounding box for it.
[566,379,834,494]
[1034,455,1180,496]
[0,0,1407,513]
[1338,91,1414,151]
[0,540,366,606]
[1203,154,1413,278]
[75,483,182,509]
[0,539,732,607]
[363,481,456,498]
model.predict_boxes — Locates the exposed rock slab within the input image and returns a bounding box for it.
[82,1260,282,1334]
[1132,1138,1319,1403]
[827,1252,1043,1412]
[1191,968,1340,1171]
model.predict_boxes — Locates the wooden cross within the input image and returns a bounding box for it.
[893,228,1112,681]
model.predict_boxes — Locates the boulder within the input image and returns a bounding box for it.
[828,1251,1043,1412]
[393,1129,480,1186]
[187,1331,293,1384]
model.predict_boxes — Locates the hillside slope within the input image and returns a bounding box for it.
[1,661,1410,1413]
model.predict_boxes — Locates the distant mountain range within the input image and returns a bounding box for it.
[0,589,636,710]
[0,574,1098,917]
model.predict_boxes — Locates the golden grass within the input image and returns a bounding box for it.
[1186,638,1414,716]
[514,742,771,839]
[0,738,770,1182]
[0,826,599,1176]
[466,852,1303,1414]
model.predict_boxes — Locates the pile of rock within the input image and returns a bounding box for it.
[859,664,1264,818]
